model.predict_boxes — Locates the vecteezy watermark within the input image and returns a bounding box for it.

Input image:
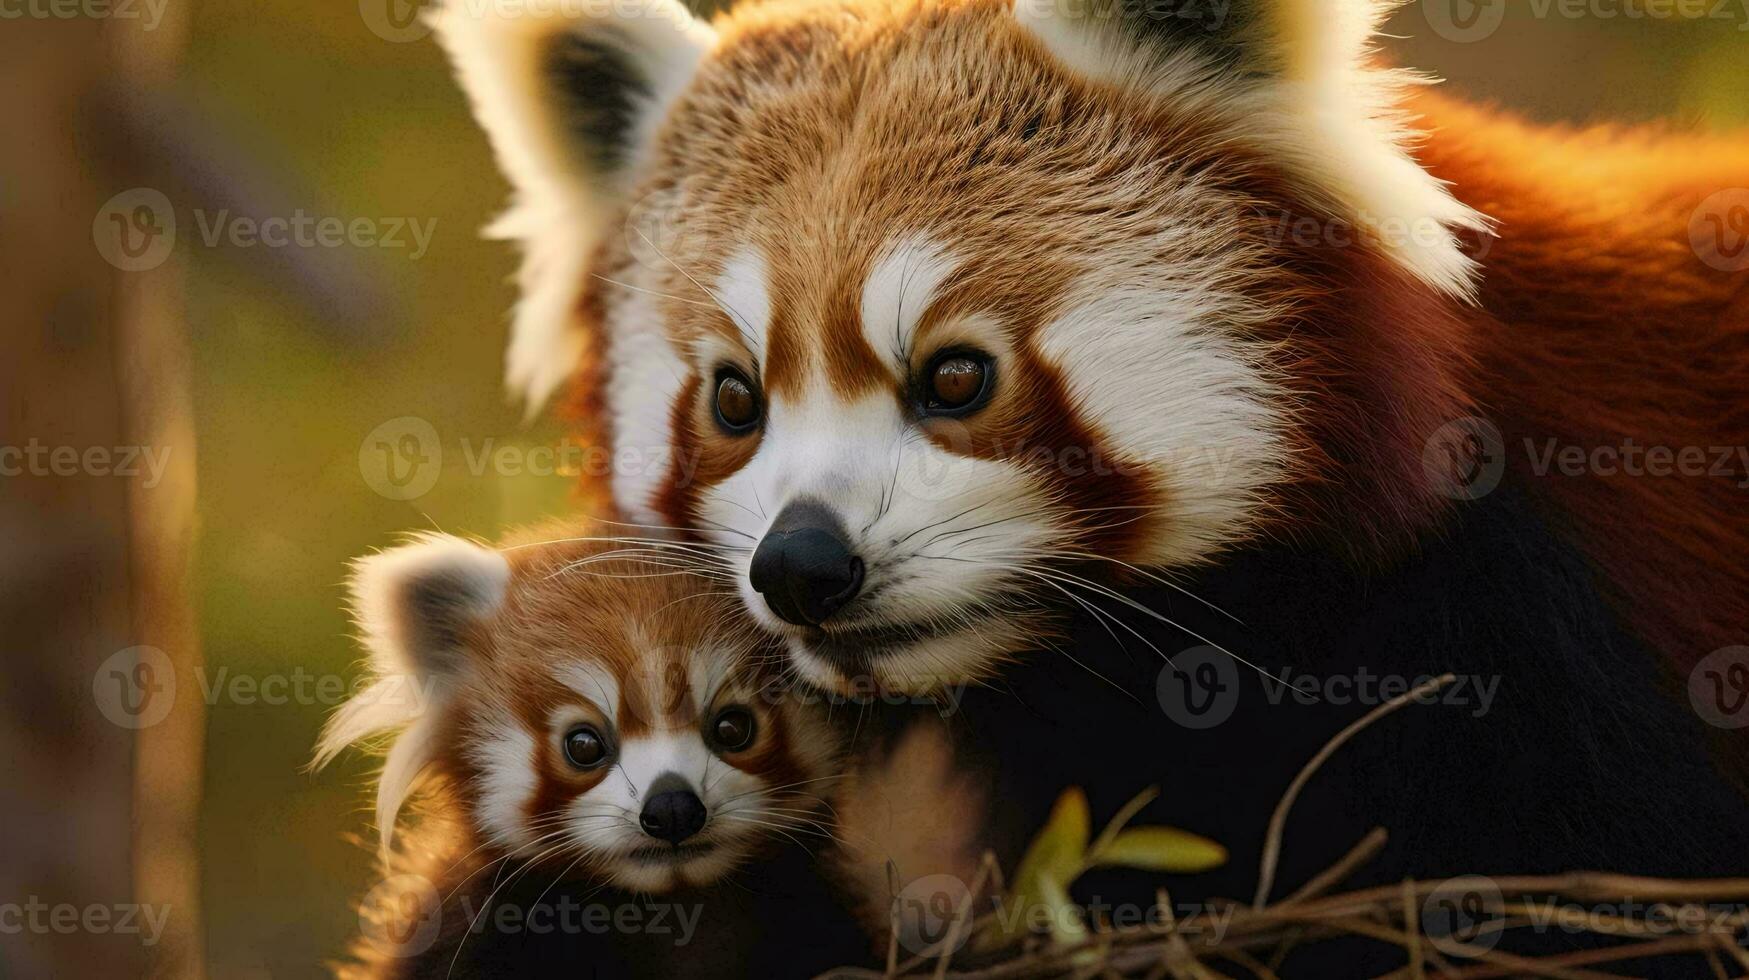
[190,209,435,260]
[359,874,444,958]
[0,899,172,947]
[894,424,1239,505]
[92,188,176,273]
[1424,416,1508,501]
[604,658,969,727]
[892,874,976,956]
[359,416,443,501]
[1422,419,1749,500]
[1157,651,1502,729]
[358,416,703,502]
[93,646,177,730]
[1691,189,1749,273]
[1265,667,1501,719]
[1690,646,1749,730]
[890,873,1237,957]
[195,667,438,711]
[93,650,442,729]
[0,0,168,30]
[1424,0,1749,43]
[1256,206,1494,260]
[359,873,703,959]
[94,190,437,272]
[1421,876,1508,955]
[761,672,967,718]
[1524,437,1749,488]
[0,440,172,488]
[1157,645,1242,730]
[360,0,431,43]
[1422,876,1748,958]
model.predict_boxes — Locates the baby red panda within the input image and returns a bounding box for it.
[313,526,872,977]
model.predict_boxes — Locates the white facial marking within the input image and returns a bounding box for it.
[860,234,959,370]
[605,287,688,526]
[614,732,714,804]
[558,661,622,726]
[1035,277,1289,566]
[714,245,772,363]
[469,713,539,850]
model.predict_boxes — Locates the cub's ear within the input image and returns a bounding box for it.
[432,0,716,410]
[311,534,508,770]
[1013,0,1490,301]
[348,533,511,684]
[313,534,510,854]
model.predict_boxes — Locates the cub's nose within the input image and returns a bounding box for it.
[639,774,707,844]
[749,499,865,627]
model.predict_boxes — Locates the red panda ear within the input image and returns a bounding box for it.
[311,534,509,855]
[1011,0,1490,301]
[346,533,511,686]
[432,0,715,411]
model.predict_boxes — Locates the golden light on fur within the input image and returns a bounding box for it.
[312,522,841,891]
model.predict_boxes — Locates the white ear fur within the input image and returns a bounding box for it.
[432,0,716,412]
[311,533,510,856]
[1013,0,1491,301]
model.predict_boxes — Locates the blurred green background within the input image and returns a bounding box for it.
[172,2,1747,976]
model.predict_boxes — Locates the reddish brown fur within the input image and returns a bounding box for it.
[561,0,1747,692]
[1402,91,1749,676]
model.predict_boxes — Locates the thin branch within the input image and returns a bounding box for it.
[1254,675,1458,908]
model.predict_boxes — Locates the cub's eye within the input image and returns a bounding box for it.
[924,351,993,415]
[714,369,762,434]
[562,725,609,770]
[710,707,756,752]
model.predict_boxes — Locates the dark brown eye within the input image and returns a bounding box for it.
[925,351,993,415]
[563,725,609,769]
[711,707,756,752]
[714,370,761,433]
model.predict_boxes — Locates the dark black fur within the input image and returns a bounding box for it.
[345,825,870,980]
[546,30,653,174]
[839,480,1749,975]
[343,482,1746,976]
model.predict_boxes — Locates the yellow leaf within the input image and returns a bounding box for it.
[982,788,1091,948]
[1036,871,1088,947]
[1087,786,1159,860]
[1010,787,1090,900]
[1089,826,1227,874]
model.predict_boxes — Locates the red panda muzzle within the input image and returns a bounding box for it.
[748,498,866,627]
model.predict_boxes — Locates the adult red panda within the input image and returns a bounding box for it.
[430,0,1749,969]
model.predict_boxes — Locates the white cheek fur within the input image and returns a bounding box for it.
[604,286,688,527]
[469,715,540,853]
[1034,278,1291,568]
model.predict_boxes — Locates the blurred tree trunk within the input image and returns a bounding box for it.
[117,8,207,979]
[0,13,202,979]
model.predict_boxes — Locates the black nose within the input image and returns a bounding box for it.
[639,785,707,844]
[749,500,865,627]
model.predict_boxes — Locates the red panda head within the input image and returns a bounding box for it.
[435,0,1491,692]
[312,526,839,892]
